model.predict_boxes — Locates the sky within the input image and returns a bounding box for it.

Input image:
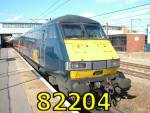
[1,0,150,33]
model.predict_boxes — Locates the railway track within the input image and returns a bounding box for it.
[121,61,150,69]
[119,61,150,80]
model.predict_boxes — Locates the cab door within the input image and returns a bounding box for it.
[40,29,47,66]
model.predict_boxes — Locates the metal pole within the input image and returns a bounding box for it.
[147,24,150,44]
[130,19,141,33]
[131,19,133,33]
[106,23,108,36]
[0,35,1,58]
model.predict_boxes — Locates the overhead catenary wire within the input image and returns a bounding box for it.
[90,2,150,18]
[37,0,61,19]
[103,19,149,31]
[94,3,150,32]
[101,10,150,21]
[134,24,150,28]
[33,1,149,33]
[35,1,150,25]
[88,2,150,33]
[108,15,150,25]
[39,0,72,19]
[102,14,150,26]
[96,5,150,20]
[95,5,150,21]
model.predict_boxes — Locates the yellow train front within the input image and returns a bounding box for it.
[51,15,131,99]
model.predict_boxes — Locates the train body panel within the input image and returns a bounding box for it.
[64,39,119,61]
[70,67,118,79]
[13,23,69,74]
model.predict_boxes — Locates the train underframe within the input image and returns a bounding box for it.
[47,69,131,108]
[65,71,131,106]
[18,51,131,108]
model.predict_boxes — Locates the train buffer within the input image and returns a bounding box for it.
[0,48,75,113]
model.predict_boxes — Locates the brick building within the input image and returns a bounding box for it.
[109,33,145,52]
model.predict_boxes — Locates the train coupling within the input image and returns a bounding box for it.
[113,72,131,94]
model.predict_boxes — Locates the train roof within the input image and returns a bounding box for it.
[51,15,99,24]
[25,15,100,33]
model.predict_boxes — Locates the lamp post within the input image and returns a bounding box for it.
[130,19,141,33]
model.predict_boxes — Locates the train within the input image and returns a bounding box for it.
[12,15,131,104]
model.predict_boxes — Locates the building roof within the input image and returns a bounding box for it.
[109,33,146,36]
[0,22,43,24]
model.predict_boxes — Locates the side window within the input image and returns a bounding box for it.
[39,31,43,39]
[49,24,57,39]
[20,38,22,45]
[42,30,46,39]
[20,37,24,46]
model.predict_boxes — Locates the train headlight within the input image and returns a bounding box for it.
[71,63,86,68]
[65,62,92,70]
[107,59,120,68]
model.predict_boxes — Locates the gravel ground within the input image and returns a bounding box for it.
[115,74,150,113]
[115,52,150,113]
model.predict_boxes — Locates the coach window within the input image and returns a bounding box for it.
[20,37,25,46]
[49,24,57,38]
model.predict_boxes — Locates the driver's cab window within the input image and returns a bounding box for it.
[61,24,82,38]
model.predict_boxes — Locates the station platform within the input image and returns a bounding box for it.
[0,48,75,113]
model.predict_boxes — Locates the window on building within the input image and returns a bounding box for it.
[2,23,41,28]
